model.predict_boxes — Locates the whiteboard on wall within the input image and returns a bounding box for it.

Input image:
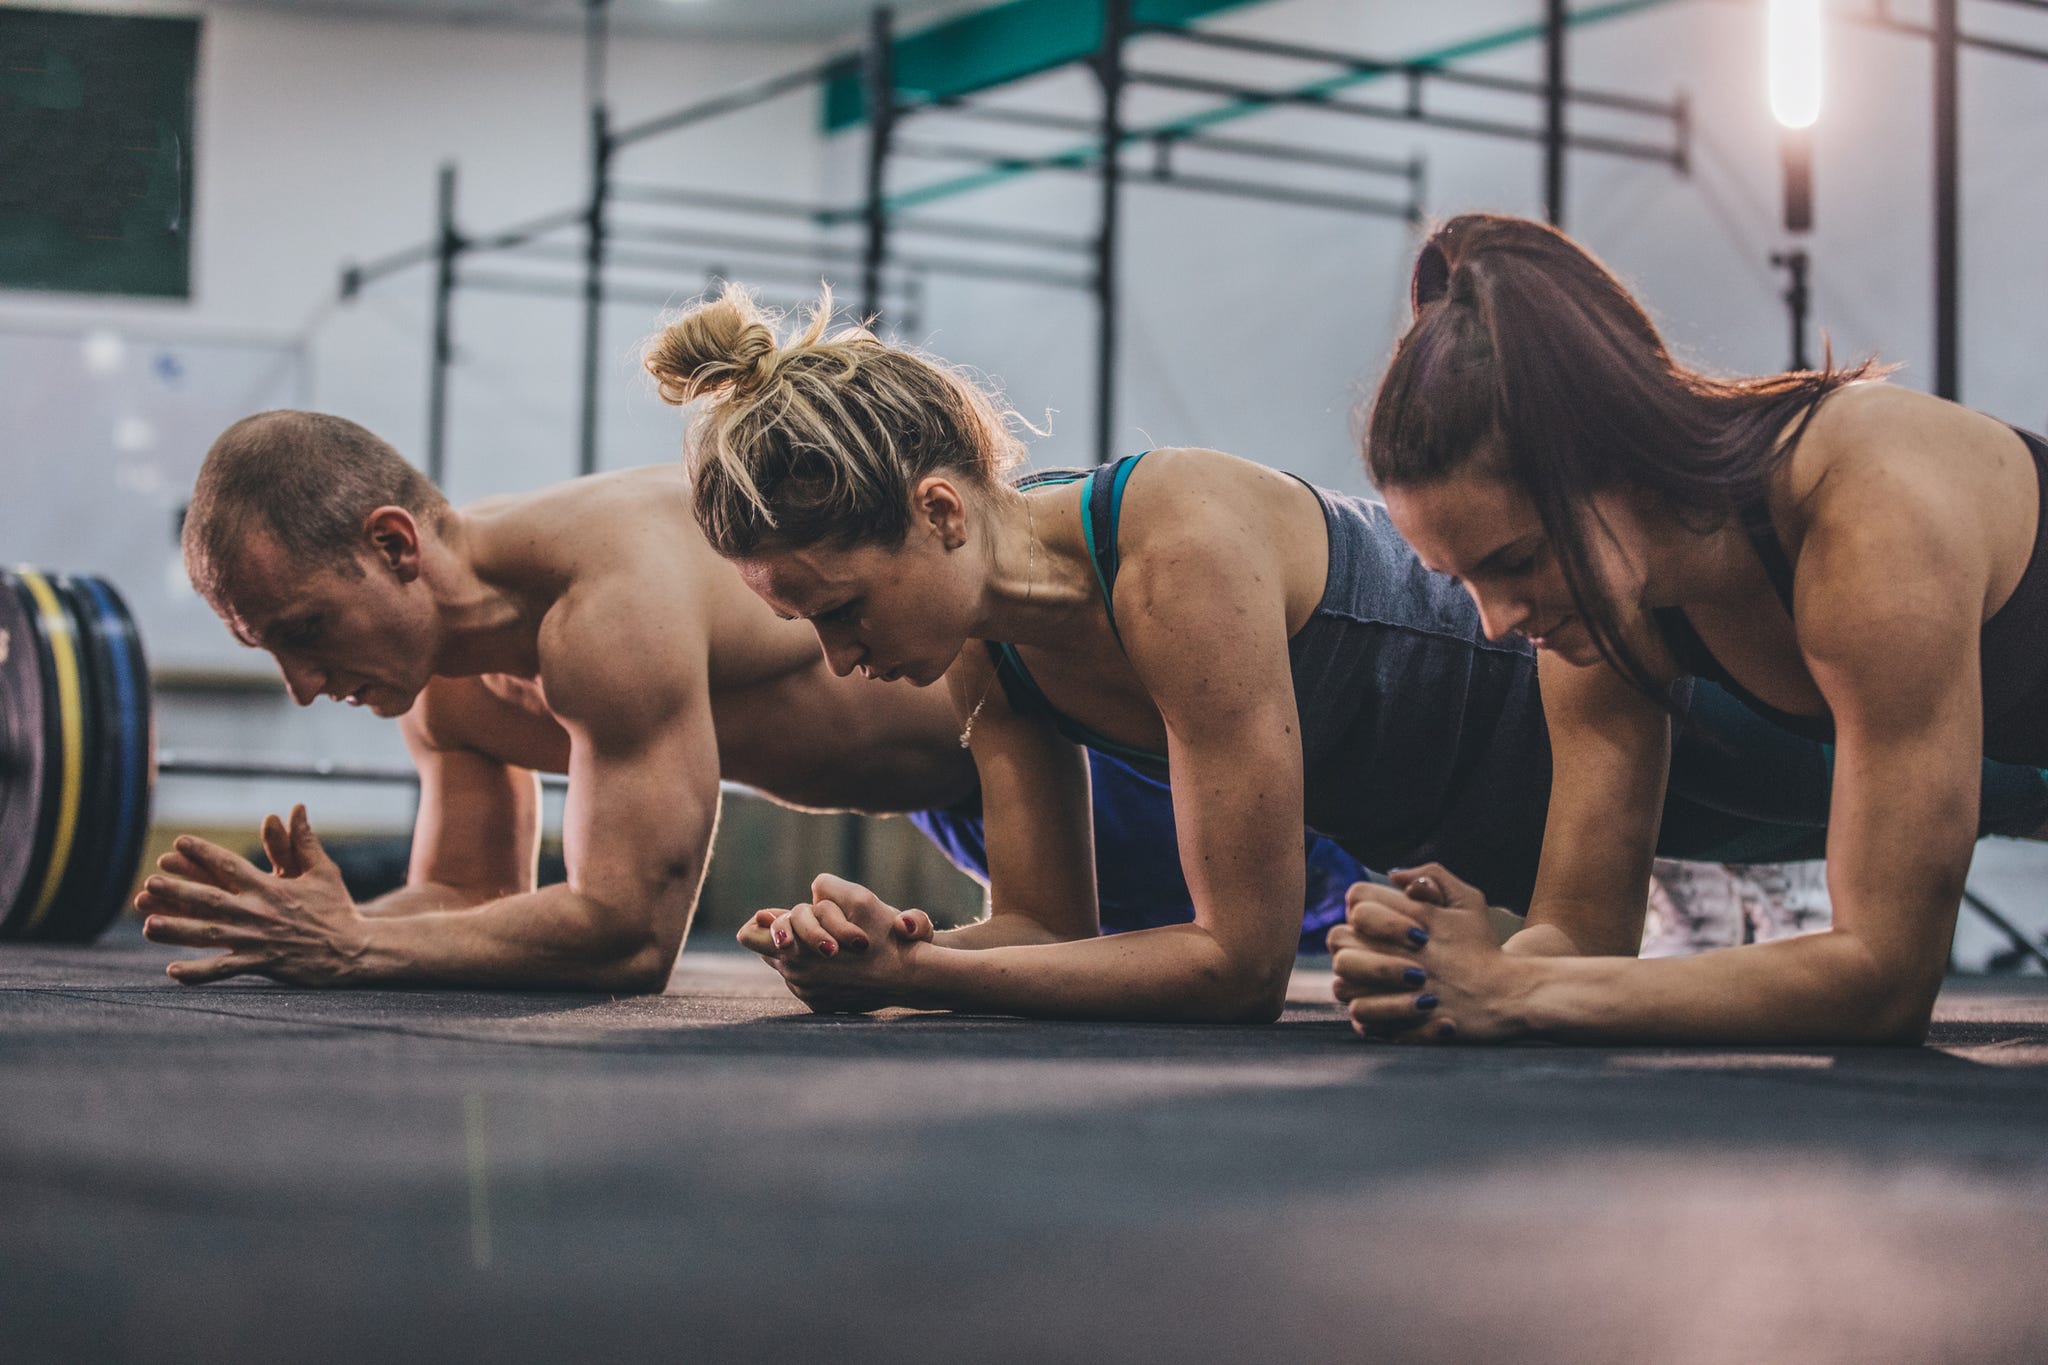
[0,320,309,676]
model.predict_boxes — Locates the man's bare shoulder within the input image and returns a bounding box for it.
[532,562,711,735]
[465,465,705,582]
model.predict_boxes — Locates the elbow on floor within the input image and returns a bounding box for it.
[1197,963,1290,1025]
[1855,988,1939,1046]
[1841,968,1942,1046]
[597,936,677,996]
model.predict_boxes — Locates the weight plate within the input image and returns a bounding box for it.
[46,576,115,942]
[12,570,89,938]
[73,576,154,942]
[0,572,50,938]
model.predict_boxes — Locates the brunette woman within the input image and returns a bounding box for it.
[1335,213,2048,1044]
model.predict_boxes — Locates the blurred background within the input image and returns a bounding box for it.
[2,0,2043,960]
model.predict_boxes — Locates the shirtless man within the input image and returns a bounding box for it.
[137,411,1359,990]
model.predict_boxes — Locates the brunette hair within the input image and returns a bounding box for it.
[1366,213,1880,705]
[644,284,1026,557]
[184,410,448,611]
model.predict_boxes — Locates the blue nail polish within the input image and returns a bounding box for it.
[1402,966,1427,987]
[1415,993,1439,1011]
[1437,1022,1457,1039]
[1407,927,1430,947]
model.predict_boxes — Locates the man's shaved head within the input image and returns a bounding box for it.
[184,410,448,612]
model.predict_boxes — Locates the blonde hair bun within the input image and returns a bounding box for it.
[644,282,812,406]
[643,283,1026,559]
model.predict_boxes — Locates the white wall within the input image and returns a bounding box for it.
[1,1,834,827]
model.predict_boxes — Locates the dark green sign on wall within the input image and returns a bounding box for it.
[0,8,199,299]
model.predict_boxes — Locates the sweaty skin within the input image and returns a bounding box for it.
[139,466,977,992]
[1342,383,2040,1045]
[737,448,1335,1025]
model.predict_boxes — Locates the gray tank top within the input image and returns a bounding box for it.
[989,454,1555,906]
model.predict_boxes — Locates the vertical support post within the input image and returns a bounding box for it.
[861,7,895,330]
[427,162,459,488]
[1093,0,1130,468]
[1542,0,1566,226]
[1932,0,1960,401]
[1770,248,1811,371]
[580,108,611,478]
[579,0,612,477]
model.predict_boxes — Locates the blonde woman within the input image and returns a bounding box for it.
[643,288,2048,1025]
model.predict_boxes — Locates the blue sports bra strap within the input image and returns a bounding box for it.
[1081,453,1147,646]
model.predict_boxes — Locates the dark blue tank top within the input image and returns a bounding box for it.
[1652,427,2048,766]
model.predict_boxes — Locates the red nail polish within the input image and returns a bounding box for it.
[821,940,838,957]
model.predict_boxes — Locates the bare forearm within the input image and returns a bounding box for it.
[1504,930,1935,1045]
[1501,922,1584,957]
[934,913,1074,950]
[901,924,1287,1023]
[350,883,674,992]
[358,881,493,919]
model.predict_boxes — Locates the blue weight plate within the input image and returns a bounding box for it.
[72,576,153,942]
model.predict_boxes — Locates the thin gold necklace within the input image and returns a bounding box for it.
[959,494,1036,749]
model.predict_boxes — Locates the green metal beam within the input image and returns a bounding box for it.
[837,0,1685,217]
[823,0,1261,132]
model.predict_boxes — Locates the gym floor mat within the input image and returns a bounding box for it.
[3,925,2045,1364]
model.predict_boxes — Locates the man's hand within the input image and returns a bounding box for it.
[1327,863,1528,1043]
[736,873,935,1014]
[137,805,372,987]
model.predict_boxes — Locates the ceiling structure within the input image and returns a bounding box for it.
[199,0,986,43]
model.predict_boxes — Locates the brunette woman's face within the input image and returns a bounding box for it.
[1382,467,1639,668]
[734,480,986,687]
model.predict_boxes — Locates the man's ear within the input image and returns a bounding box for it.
[361,506,423,582]
[912,475,970,551]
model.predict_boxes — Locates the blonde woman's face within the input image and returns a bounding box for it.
[736,529,982,688]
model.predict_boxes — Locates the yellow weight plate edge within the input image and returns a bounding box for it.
[16,569,86,934]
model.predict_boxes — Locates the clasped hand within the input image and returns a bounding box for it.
[738,873,934,1014]
[1327,863,1523,1043]
[136,804,369,986]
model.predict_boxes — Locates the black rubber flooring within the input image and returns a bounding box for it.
[4,924,2046,1365]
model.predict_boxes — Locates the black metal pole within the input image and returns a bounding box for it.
[577,0,611,477]
[1093,0,1129,468]
[580,108,611,478]
[1770,247,1810,371]
[861,8,895,328]
[1542,0,1566,225]
[1933,0,1960,401]
[427,163,459,487]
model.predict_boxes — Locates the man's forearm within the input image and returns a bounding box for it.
[347,883,675,992]
[358,881,494,919]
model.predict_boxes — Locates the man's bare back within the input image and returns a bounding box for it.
[405,466,977,814]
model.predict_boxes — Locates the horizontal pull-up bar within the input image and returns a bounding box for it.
[1124,69,1687,167]
[605,222,1092,290]
[611,53,858,150]
[907,99,1424,180]
[893,139,1419,220]
[1134,21,1686,119]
